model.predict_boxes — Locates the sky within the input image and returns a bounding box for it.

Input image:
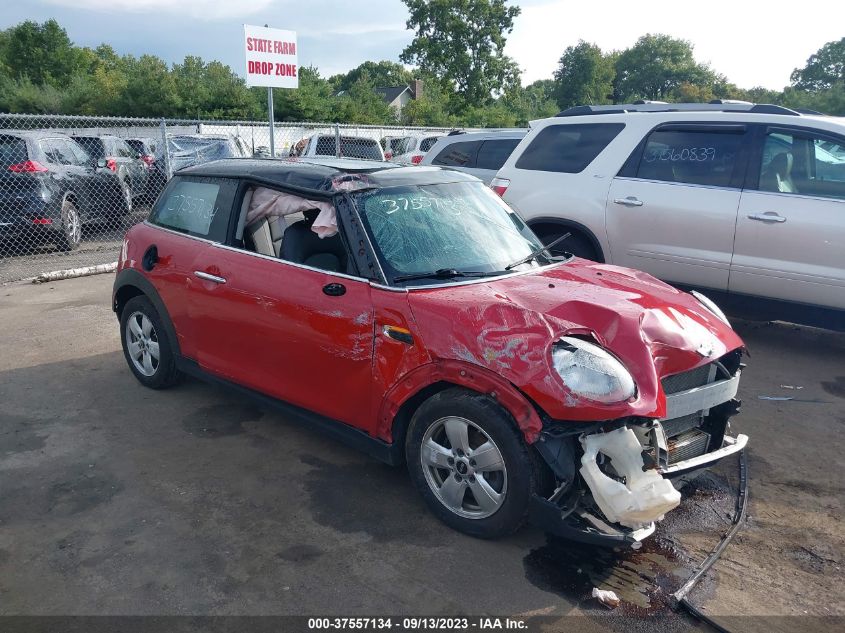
[4,0,845,90]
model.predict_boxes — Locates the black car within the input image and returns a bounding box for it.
[72,135,149,210]
[0,131,127,251]
[126,136,168,202]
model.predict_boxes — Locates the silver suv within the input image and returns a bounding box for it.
[493,102,845,326]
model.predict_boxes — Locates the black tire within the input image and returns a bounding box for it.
[405,388,545,539]
[56,198,82,252]
[540,229,598,261]
[120,295,183,389]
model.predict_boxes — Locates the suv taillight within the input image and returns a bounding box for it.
[141,154,155,167]
[410,154,423,164]
[106,158,117,172]
[8,160,48,173]
[384,151,393,160]
[490,177,510,197]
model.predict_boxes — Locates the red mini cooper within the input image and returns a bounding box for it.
[114,158,748,547]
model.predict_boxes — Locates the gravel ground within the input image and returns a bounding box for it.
[0,274,842,631]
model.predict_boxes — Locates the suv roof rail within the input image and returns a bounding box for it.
[555,102,802,117]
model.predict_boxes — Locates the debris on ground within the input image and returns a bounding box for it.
[592,587,621,608]
[32,262,117,284]
[758,396,793,401]
[779,385,804,390]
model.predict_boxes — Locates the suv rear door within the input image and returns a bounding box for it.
[731,125,845,310]
[606,123,751,290]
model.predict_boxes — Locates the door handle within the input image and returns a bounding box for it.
[323,283,346,296]
[613,196,644,207]
[747,212,787,223]
[194,271,226,284]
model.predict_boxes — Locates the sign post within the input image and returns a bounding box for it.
[244,24,298,157]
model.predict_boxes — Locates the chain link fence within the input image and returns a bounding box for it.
[0,113,451,283]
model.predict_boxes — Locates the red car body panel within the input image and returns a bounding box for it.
[404,261,744,425]
[119,224,743,445]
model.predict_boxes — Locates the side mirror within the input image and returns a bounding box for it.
[96,158,107,169]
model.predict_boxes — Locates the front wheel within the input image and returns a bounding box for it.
[406,388,544,538]
[120,295,183,389]
[539,230,598,261]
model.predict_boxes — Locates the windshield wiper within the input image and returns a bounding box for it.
[393,268,496,283]
[504,232,571,271]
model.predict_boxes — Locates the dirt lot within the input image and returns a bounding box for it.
[0,274,843,630]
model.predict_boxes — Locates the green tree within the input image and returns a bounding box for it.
[500,79,558,125]
[552,41,615,109]
[790,37,845,91]
[119,55,181,117]
[1,19,84,87]
[400,75,457,127]
[400,0,521,109]
[613,34,715,102]
[272,66,334,122]
[332,61,413,92]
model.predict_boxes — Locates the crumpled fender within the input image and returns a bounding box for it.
[376,359,543,444]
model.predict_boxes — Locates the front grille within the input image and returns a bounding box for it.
[662,412,703,437]
[668,428,711,464]
[661,363,713,395]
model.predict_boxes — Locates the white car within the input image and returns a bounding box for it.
[382,135,443,164]
[290,134,385,161]
[420,130,526,184]
[493,102,845,325]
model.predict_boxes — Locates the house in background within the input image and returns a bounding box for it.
[375,79,423,117]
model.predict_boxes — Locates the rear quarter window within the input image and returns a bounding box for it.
[431,140,483,167]
[74,137,104,158]
[148,177,237,242]
[0,136,29,168]
[515,123,625,173]
[476,138,522,170]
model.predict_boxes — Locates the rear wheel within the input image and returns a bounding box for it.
[537,228,598,261]
[406,388,543,538]
[56,198,82,252]
[120,295,183,389]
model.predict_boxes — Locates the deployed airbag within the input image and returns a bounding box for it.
[246,187,337,238]
[580,427,681,529]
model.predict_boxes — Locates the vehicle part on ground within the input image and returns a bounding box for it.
[672,448,748,633]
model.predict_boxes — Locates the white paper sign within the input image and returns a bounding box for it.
[244,24,298,89]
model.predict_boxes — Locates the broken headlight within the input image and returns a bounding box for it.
[552,337,636,404]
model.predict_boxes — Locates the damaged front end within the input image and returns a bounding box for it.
[530,351,748,548]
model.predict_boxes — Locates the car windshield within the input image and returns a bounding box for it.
[354,181,549,284]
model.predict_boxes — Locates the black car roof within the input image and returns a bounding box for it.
[177,157,480,194]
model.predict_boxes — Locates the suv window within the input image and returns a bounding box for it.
[420,137,440,153]
[314,136,381,160]
[74,137,105,158]
[431,140,482,167]
[149,177,236,241]
[0,136,29,168]
[39,140,64,165]
[44,139,82,166]
[758,129,845,200]
[635,128,744,187]
[476,139,522,171]
[116,140,136,158]
[515,123,624,173]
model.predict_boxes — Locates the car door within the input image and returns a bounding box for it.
[731,126,845,310]
[188,190,375,430]
[144,176,239,360]
[605,123,751,290]
[116,139,148,196]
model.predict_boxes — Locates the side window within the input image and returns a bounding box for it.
[67,139,91,165]
[52,139,83,166]
[635,128,745,187]
[431,140,483,167]
[515,123,624,173]
[476,138,522,170]
[39,140,62,164]
[420,137,439,152]
[758,129,845,200]
[117,140,136,158]
[149,177,236,242]
[315,136,336,156]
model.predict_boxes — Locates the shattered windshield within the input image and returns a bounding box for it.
[354,181,548,284]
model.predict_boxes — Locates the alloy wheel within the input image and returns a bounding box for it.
[125,311,160,377]
[420,416,508,519]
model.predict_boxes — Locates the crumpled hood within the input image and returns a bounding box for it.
[407,260,744,422]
